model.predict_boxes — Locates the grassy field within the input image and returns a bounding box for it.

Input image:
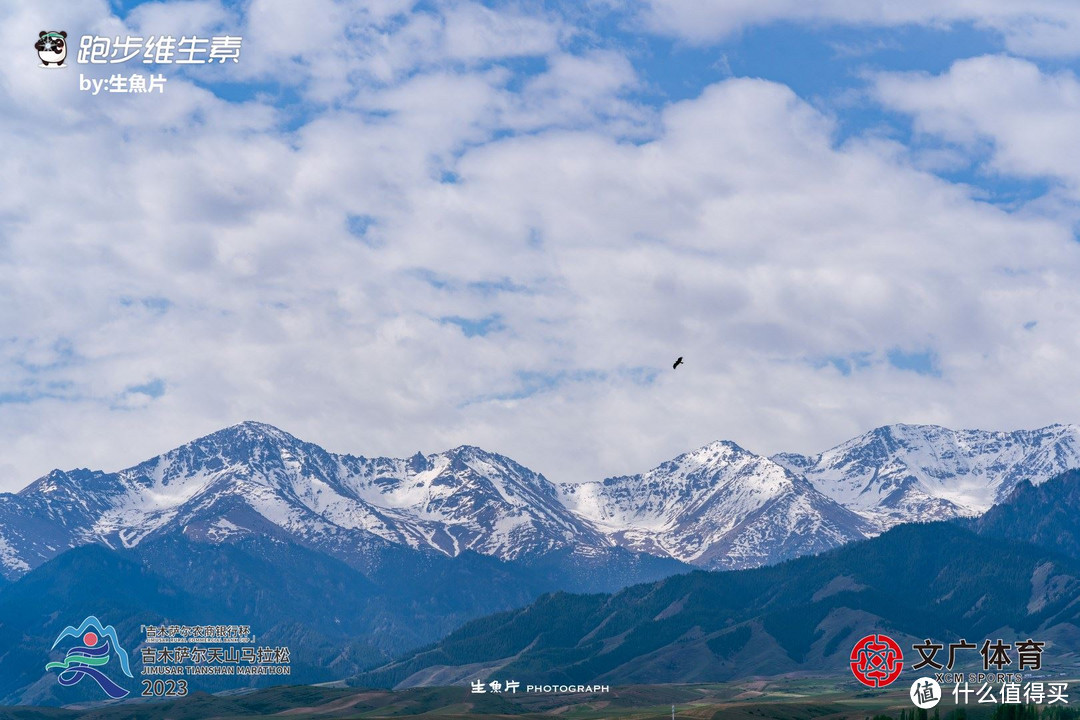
[0,677,1073,720]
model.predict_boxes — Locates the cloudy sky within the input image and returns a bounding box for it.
[2,0,1080,490]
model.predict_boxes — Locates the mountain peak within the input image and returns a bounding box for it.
[212,421,298,443]
[3,421,1080,582]
[676,439,753,463]
[171,421,311,464]
[790,423,1080,530]
[446,444,502,461]
[702,439,747,452]
[408,451,428,473]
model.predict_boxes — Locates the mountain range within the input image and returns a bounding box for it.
[2,421,1079,580]
[2,421,1080,704]
[357,469,1080,688]
[557,441,873,569]
[774,423,1080,530]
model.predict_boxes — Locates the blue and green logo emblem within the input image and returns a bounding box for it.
[45,616,133,699]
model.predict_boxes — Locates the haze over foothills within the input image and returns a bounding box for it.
[4,1,1080,491]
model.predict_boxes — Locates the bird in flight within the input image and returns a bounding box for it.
[672,357,684,369]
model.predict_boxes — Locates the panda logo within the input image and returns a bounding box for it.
[35,30,68,68]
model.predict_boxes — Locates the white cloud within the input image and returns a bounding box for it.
[873,56,1080,197]
[441,2,565,62]
[232,0,568,100]
[0,1,1079,494]
[504,50,650,135]
[635,0,1080,57]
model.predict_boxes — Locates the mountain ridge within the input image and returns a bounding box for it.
[354,481,1080,689]
[558,439,872,569]
[3,428,1080,704]
[773,422,1080,529]
[2,420,1080,580]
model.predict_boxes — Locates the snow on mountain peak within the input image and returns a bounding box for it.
[559,439,868,568]
[0,424,611,578]
[774,422,1080,529]
[2,421,1080,579]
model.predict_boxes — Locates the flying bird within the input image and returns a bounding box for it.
[672,357,683,369]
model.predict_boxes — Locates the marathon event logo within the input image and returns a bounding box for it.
[851,633,905,687]
[45,616,134,699]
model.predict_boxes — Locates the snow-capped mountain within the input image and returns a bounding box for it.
[558,441,872,570]
[0,422,607,579]
[773,423,1080,530]
[3,421,1080,580]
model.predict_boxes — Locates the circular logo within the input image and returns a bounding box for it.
[850,634,904,687]
[910,677,942,709]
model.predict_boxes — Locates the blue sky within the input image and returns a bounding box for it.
[2,0,1080,488]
